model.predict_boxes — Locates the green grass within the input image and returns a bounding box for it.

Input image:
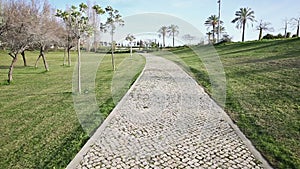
[0,50,145,168]
[156,38,300,169]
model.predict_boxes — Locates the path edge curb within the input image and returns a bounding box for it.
[66,54,147,169]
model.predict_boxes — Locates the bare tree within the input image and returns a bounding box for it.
[182,34,196,45]
[256,20,274,40]
[0,0,36,83]
[34,0,61,71]
[282,18,291,38]
[291,17,300,37]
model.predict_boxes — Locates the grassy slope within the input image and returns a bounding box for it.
[159,38,300,169]
[0,51,145,168]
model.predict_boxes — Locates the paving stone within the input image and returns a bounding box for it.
[67,54,269,169]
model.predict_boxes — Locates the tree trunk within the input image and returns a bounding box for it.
[21,51,27,67]
[242,20,246,42]
[173,32,175,47]
[111,30,115,71]
[163,34,165,47]
[8,53,18,83]
[68,46,72,66]
[284,22,287,38]
[77,38,81,94]
[63,47,67,66]
[35,55,41,68]
[35,46,49,71]
[259,29,263,40]
[130,42,133,57]
[297,21,299,37]
[212,24,215,43]
[40,46,49,71]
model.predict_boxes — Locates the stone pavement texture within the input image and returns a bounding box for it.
[67,54,271,169]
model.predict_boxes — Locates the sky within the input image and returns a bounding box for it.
[49,0,300,43]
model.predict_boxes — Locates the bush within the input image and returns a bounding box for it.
[277,33,284,38]
[262,34,274,39]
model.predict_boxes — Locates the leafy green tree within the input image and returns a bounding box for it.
[158,26,168,47]
[167,24,179,47]
[231,7,256,42]
[256,20,274,40]
[56,3,104,93]
[125,34,135,56]
[205,15,222,43]
[101,6,124,71]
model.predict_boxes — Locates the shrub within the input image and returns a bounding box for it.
[277,33,284,38]
[262,34,274,39]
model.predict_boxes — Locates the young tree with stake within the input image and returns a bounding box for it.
[125,34,135,56]
[101,6,124,71]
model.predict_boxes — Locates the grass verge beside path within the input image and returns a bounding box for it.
[157,38,300,169]
[0,51,145,168]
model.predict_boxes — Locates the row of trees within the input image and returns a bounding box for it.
[205,7,300,43]
[0,0,61,82]
[0,0,123,93]
[157,24,179,47]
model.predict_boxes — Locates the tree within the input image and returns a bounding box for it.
[215,25,226,37]
[56,3,100,93]
[92,4,104,52]
[291,17,300,37]
[101,6,124,71]
[256,20,274,40]
[206,32,212,44]
[205,15,222,43]
[34,0,61,71]
[167,24,179,47]
[158,26,168,47]
[1,0,36,83]
[125,34,135,56]
[182,34,196,45]
[282,18,291,38]
[231,7,256,42]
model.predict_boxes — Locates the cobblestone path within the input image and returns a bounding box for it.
[67,54,271,169]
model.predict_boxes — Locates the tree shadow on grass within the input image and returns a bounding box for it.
[217,38,300,56]
[35,125,89,169]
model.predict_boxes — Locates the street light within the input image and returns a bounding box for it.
[217,0,221,43]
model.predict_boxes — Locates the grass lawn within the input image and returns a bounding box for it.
[0,50,145,168]
[156,38,300,169]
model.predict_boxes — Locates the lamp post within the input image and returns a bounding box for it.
[217,0,221,43]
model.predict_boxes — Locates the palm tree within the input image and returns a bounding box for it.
[158,26,168,47]
[206,32,212,44]
[167,24,179,47]
[256,20,274,40]
[231,7,255,42]
[205,15,222,43]
[215,25,226,37]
